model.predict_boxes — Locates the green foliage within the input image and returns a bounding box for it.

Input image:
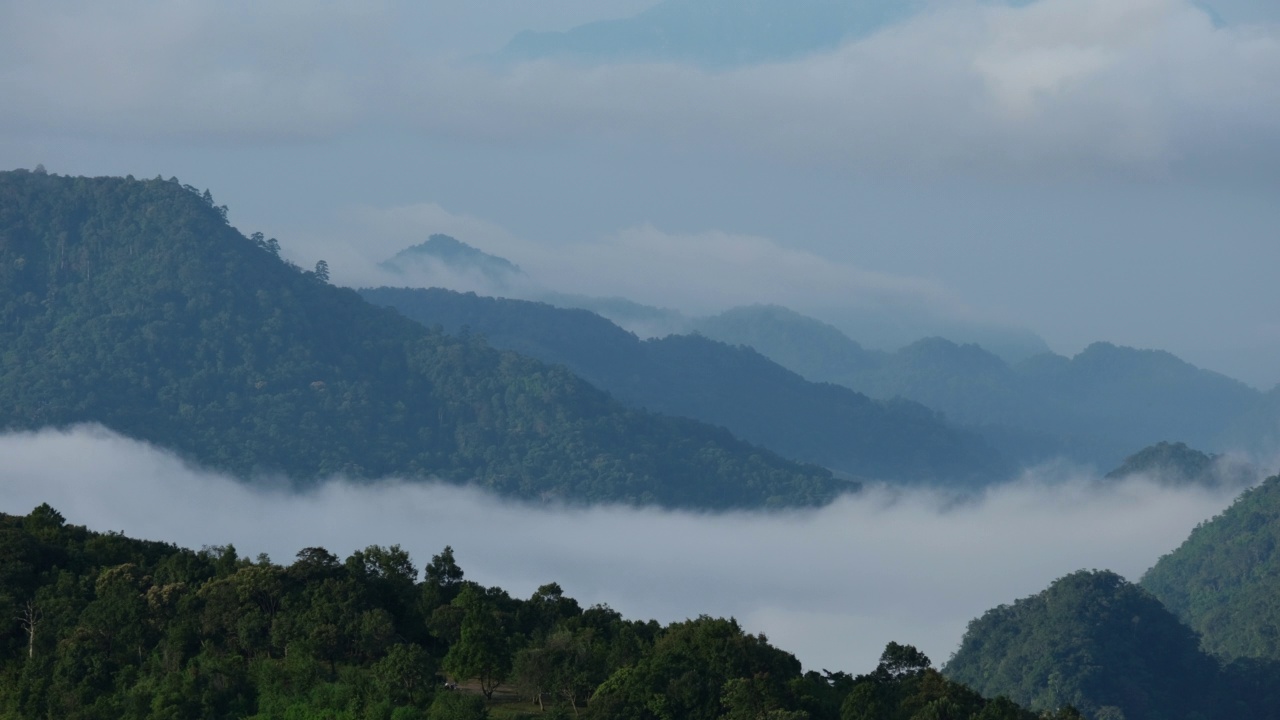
[1142,475,1280,661]
[837,643,1035,720]
[0,505,1157,720]
[944,570,1234,720]
[428,691,488,720]
[0,169,842,510]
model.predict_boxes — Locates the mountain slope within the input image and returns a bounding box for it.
[690,304,883,383]
[360,287,1011,485]
[380,233,523,288]
[1141,475,1280,661]
[0,170,844,509]
[944,570,1225,720]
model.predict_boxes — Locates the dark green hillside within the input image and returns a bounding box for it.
[360,287,1010,485]
[1104,441,1257,487]
[944,570,1230,720]
[0,169,843,509]
[0,504,1056,720]
[1141,475,1280,661]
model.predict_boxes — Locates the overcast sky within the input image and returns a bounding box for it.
[1,0,1278,386]
[0,426,1243,674]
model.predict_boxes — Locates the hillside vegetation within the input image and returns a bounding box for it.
[0,505,1053,720]
[0,170,845,509]
[944,569,1280,720]
[1142,475,1280,661]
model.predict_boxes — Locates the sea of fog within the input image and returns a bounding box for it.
[0,425,1246,674]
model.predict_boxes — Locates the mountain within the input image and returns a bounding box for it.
[359,287,1011,485]
[380,234,524,288]
[498,0,924,67]
[690,304,884,382]
[0,169,847,509]
[537,291,692,339]
[1104,441,1258,488]
[694,308,1261,469]
[944,570,1232,720]
[1141,475,1280,661]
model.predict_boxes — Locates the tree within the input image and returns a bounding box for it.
[375,643,437,706]
[443,586,511,699]
[17,599,40,659]
[314,260,330,283]
[876,642,931,679]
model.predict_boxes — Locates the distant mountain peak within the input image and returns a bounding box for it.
[380,234,523,286]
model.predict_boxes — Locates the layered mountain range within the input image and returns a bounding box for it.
[0,170,848,509]
[370,236,1277,474]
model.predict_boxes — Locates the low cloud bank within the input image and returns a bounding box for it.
[0,426,1243,673]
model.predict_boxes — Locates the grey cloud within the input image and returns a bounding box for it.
[0,1,383,141]
[399,0,1280,177]
[0,426,1243,673]
[5,0,1277,174]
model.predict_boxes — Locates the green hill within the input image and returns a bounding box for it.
[1104,441,1258,488]
[944,570,1228,720]
[360,287,1011,485]
[0,169,845,509]
[1141,475,1280,661]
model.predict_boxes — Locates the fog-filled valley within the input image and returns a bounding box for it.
[0,425,1245,674]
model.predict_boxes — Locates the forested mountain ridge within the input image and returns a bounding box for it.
[0,169,846,509]
[1141,475,1280,661]
[944,569,1280,720]
[360,287,1011,485]
[0,504,1055,720]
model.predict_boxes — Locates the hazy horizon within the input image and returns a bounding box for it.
[2,0,1278,387]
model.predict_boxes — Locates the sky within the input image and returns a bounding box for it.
[1,0,1279,385]
[0,425,1245,674]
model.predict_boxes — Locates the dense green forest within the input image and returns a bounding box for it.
[359,288,1009,486]
[943,569,1280,720]
[1141,475,1280,661]
[0,505,1058,720]
[0,169,848,509]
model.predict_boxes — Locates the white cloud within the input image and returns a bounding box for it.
[3,0,1277,173]
[0,1,383,141]
[393,0,1280,176]
[0,426,1242,673]
[329,203,966,322]
[523,224,956,316]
